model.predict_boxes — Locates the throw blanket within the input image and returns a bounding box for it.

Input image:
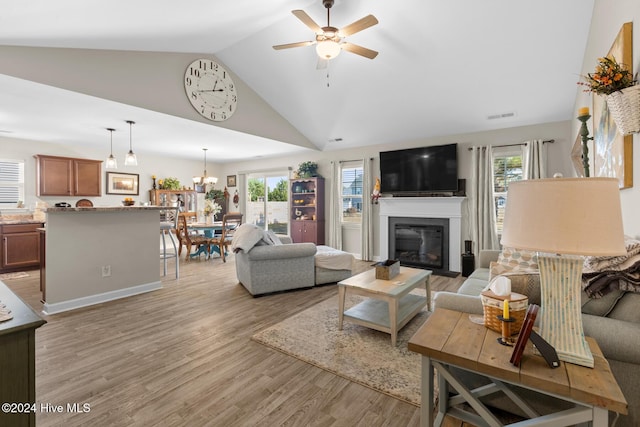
[582,236,640,297]
[315,245,354,271]
[231,224,266,253]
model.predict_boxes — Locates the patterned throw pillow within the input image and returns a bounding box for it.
[498,247,539,271]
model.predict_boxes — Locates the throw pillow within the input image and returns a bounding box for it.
[263,230,283,246]
[486,264,542,305]
[498,247,539,270]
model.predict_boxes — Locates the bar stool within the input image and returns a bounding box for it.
[160,213,179,278]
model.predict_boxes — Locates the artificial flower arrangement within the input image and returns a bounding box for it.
[578,56,636,95]
[579,56,640,135]
[203,199,222,217]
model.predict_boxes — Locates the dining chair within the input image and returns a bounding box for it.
[177,215,215,260]
[160,212,179,278]
[211,212,243,262]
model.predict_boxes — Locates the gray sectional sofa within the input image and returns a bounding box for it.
[433,250,640,427]
[232,224,353,296]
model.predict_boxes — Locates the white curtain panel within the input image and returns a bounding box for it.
[469,146,499,255]
[328,161,343,249]
[237,174,247,217]
[361,158,374,261]
[524,139,547,179]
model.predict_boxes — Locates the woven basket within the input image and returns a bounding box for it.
[605,85,640,135]
[480,291,528,335]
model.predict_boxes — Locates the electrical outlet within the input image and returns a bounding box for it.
[101,265,111,277]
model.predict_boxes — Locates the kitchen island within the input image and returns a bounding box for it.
[43,206,175,314]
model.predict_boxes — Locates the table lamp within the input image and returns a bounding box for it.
[501,177,625,367]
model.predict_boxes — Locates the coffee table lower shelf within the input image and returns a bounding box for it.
[343,294,426,336]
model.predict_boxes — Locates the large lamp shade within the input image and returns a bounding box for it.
[500,177,625,367]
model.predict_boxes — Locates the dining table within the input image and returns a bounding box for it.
[187,221,224,258]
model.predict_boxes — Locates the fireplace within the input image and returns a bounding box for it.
[379,197,464,274]
[390,217,449,270]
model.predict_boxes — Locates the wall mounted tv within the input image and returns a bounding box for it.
[379,143,458,195]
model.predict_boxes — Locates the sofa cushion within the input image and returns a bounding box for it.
[581,289,627,317]
[469,267,490,282]
[458,278,488,296]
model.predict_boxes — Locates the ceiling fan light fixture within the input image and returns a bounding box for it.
[316,40,341,59]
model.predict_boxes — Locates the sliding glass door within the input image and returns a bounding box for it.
[246,171,289,234]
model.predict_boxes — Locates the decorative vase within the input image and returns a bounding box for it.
[205,215,212,224]
[605,85,640,135]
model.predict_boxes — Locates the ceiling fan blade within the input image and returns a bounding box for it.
[339,14,378,37]
[292,9,323,34]
[273,41,315,50]
[316,58,328,70]
[341,42,378,59]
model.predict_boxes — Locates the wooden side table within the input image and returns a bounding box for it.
[408,308,627,427]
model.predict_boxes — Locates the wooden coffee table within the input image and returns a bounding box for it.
[338,266,431,346]
[408,308,628,427]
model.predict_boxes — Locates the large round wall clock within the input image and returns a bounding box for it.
[184,58,238,122]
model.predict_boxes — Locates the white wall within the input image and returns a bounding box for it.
[219,120,573,258]
[574,0,640,238]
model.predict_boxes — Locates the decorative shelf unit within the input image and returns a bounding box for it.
[290,177,324,245]
[149,190,197,214]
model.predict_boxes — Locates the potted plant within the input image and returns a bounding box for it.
[162,177,181,190]
[297,161,319,178]
[579,56,640,135]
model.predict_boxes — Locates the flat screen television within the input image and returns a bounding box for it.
[379,143,458,194]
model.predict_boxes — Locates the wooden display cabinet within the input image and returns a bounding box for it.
[290,177,324,244]
[35,154,102,196]
[149,189,198,213]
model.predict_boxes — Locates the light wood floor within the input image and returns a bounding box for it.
[5,254,466,427]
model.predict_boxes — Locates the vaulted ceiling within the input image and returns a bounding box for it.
[0,0,594,162]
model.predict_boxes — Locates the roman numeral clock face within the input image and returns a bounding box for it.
[184,59,238,122]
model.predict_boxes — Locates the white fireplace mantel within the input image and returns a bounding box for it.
[379,197,465,272]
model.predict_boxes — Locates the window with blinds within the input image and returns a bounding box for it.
[341,164,363,223]
[0,159,25,206]
[492,150,523,234]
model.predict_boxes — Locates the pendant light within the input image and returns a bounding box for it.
[124,120,138,166]
[105,128,117,169]
[193,148,218,186]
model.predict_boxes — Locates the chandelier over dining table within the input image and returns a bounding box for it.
[193,148,217,186]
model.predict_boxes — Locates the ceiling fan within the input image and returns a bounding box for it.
[273,0,379,62]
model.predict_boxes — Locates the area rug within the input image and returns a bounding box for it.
[251,291,432,406]
[0,271,29,280]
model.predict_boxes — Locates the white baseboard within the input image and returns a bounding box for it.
[42,281,162,315]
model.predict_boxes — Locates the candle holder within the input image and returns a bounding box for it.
[497,315,515,346]
[577,113,593,177]
[152,177,157,190]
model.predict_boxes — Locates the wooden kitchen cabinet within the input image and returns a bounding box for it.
[35,154,102,196]
[0,223,44,273]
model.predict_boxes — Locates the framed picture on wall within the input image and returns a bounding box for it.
[592,22,633,189]
[106,172,139,195]
[227,175,237,187]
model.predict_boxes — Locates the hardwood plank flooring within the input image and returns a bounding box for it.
[4,254,467,427]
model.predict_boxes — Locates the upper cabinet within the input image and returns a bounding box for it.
[35,155,102,197]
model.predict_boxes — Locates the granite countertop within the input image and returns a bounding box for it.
[46,206,178,212]
[0,218,45,225]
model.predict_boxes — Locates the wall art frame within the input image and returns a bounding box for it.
[227,175,237,187]
[106,172,140,195]
[592,22,633,189]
